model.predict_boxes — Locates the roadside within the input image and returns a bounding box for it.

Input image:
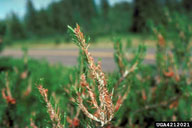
[6,34,156,49]
[0,48,156,72]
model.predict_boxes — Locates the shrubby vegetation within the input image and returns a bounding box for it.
[0,12,192,127]
[0,0,192,127]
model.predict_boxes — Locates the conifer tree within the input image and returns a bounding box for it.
[101,0,110,18]
[6,13,25,40]
[131,0,162,32]
[25,0,38,35]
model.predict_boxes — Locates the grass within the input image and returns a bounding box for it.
[6,33,156,50]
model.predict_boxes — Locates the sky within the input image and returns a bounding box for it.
[0,0,131,19]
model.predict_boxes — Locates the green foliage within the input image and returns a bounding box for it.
[1,2,192,127]
[0,20,6,51]
[25,0,39,36]
[2,0,192,44]
[0,20,6,36]
[101,0,110,18]
[131,0,164,32]
[0,56,77,127]
[6,13,26,40]
[113,37,146,75]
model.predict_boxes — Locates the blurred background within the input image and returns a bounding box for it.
[0,0,191,71]
[0,0,191,39]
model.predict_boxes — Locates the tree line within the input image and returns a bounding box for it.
[0,0,191,42]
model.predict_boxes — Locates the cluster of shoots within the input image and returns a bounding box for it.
[35,24,140,127]
[153,28,181,82]
[2,72,16,104]
[37,85,63,128]
[68,24,137,126]
[153,10,192,82]
[113,38,145,82]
